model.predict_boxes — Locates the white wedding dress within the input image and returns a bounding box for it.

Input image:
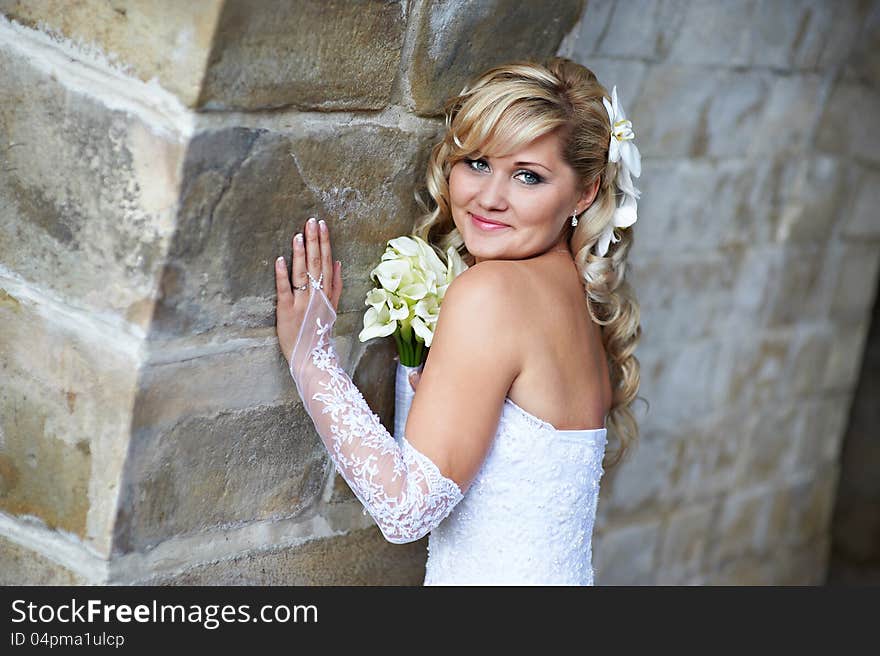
[289,282,608,586]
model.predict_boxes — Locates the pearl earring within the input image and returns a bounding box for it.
[571,210,579,227]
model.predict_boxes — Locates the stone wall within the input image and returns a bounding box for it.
[0,0,877,585]
[828,292,880,585]
[561,0,880,584]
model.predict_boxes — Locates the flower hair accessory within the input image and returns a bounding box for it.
[596,85,642,257]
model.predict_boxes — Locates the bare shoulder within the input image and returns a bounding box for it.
[402,260,523,492]
[443,260,527,319]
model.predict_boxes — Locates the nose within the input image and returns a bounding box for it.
[475,170,508,212]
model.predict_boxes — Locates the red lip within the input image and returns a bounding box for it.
[470,212,509,227]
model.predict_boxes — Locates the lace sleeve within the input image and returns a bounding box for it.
[287,281,464,544]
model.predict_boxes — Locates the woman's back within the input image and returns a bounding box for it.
[419,251,612,585]
[505,250,612,432]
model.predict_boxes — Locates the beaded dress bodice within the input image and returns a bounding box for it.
[424,397,608,586]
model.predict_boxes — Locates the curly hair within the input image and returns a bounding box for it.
[411,56,643,468]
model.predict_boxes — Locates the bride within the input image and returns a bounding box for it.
[274,56,642,585]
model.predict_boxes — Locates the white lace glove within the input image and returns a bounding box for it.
[288,281,464,544]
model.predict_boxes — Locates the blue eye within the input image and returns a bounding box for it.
[464,158,543,185]
[516,170,542,185]
[465,157,489,172]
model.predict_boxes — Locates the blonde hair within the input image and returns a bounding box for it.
[412,56,642,468]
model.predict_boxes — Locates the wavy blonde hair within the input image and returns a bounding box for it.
[411,56,642,468]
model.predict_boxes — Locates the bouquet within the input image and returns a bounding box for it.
[358,235,468,441]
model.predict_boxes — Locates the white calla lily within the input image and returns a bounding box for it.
[360,234,468,363]
[358,303,398,341]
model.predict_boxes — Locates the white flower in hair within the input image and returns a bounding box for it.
[596,86,642,257]
[603,86,641,178]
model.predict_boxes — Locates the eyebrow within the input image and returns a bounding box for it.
[514,160,553,173]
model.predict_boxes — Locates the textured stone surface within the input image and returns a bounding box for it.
[593,0,687,60]
[153,123,429,340]
[0,42,184,327]
[631,159,778,256]
[139,528,428,585]
[2,0,877,587]
[816,79,880,163]
[0,0,407,112]
[774,155,844,243]
[0,0,223,107]
[198,0,406,111]
[115,400,331,554]
[843,167,880,239]
[407,0,583,115]
[0,535,86,585]
[593,520,661,585]
[633,66,771,158]
[657,500,717,575]
[0,288,137,550]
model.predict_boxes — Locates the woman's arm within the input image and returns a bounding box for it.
[289,279,465,543]
[277,220,518,544]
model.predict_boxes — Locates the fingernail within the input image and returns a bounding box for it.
[308,217,317,224]
[295,233,303,243]
[276,256,284,266]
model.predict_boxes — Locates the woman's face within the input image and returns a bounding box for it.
[448,128,595,264]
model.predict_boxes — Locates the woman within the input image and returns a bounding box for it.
[274,56,642,585]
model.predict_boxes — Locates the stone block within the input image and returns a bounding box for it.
[768,537,831,585]
[631,158,776,258]
[133,344,296,437]
[816,79,880,164]
[672,412,754,503]
[803,0,869,70]
[0,286,137,550]
[657,500,717,574]
[115,400,331,554]
[0,535,87,584]
[773,155,845,244]
[629,250,744,344]
[761,245,831,328]
[591,0,688,60]
[793,395,850,475]
[748,74,828,159]
[603,427,680,517]
[0,40,185,327]
[709,554,773,585]
[708,488,775,564]
[841,1,880,85]
[198,0,406,111]
[823,321,870,392]
[154,123,429,339]
[829,242,880,322]
[665,0,865,71]
[722,329,798,412]
[666,0,757,67]
[843,166,880,239]
[780,465,840,548]
[407,0,583,116]
[749,0,817,69]
[0,1,407,112]
[0,0,222,107]
[637,337,736,427]
[569,58,648,112]
[788,327,833,398]
[634,65,769,158]
[136,528,427,585]
[556,0,614,59]
[593,519,661,585]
